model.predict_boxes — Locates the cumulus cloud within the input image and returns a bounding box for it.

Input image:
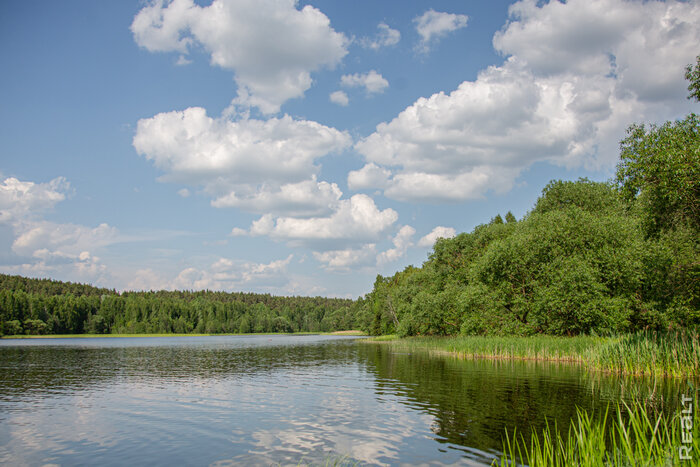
[414,9,468,52]
[249,194,398,249]
[210,178,343,218]
[131,0,348,114]
[313,225,417,270]
[0,177,69,223]
[418,226,456,248]
[2,252,107,286]
[313,244,377,271]
[133,106,351,217]
[329,90,349,106]
[0,176,120,285]
[493,0,697,102]
[126,255,293,292]
[347,163,391,191]
[377,225,415,265]
[12,222,119,258]
[360,22,401,50]
[341,70,389,94]
[356,0,699,203]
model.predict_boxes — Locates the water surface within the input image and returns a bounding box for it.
[0,335,686,466]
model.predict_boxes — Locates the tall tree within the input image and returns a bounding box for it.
[615,114,699,236]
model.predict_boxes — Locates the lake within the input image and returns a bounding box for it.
[0,335,686,466]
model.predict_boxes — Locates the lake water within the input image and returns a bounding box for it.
[0,335,687,466]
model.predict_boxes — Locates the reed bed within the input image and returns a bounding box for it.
[367,330,700,377]
[493,399,699,467]
[591,331,700,378]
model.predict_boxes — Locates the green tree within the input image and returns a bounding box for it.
[533,178,622,215]
[3,319,22,335]
[23,319,48,335]
[238,316,251,334]
[616,114,700,236]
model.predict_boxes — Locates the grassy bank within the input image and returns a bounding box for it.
[494,399,699,467]
[365,331,700,377]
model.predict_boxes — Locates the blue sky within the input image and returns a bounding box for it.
[1,0,698,298]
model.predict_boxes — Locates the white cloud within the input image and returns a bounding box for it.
[122,268,170,292]
[210,178,343,218]
[177,188,191,197]
[175,54,192,66]
[131,0,348,114]
[418,226,456,248]
[0,175,120,284]
[357,0,700,203]
[493,0,699,102]
[249,194,398,249]
[414,9,468,52]
[12,221,119,258]
[313,225,417,270]
[133,106,351,216]
[377,225,415,265]
[2,251,107,285]
[230,227,248,237]
[0,177,69,223]
[347,163,391,191]
[128,255,293,292]
[329,90,349,106]
[360,22,401,50]
[383,166,522,203]
[341,71,389,94]
[313,244,377,271]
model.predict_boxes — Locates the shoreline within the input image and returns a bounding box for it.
[1,330,366,339]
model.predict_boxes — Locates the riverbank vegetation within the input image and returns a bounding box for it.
[357,170,697,338]
[495,399,699,467]
[0,274,361,336]
[367,329,700,377]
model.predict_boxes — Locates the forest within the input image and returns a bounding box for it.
[356,59,699,337]
[0,274,361,335]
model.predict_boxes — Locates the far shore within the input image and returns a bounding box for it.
[1,330,366,339]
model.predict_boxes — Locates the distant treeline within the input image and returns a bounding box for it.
[355,60,700,337]
[0,274,360,336]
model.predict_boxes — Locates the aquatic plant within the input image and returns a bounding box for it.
[493,399,699,467]
[368,330,700,377]
[591,330,700,377]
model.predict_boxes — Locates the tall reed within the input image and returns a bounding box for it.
[368,330,700,377]
[493,399,699,466]
[590,330,700,377]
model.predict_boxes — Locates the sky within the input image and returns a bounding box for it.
[0,0,698,298]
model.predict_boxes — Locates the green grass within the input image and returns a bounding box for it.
[365,331,700,377]
[494,399,699,466]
